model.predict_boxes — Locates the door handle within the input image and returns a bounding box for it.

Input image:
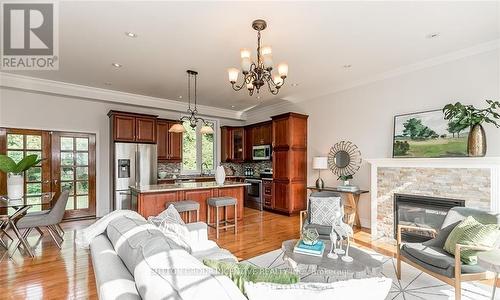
[119,192,132,196]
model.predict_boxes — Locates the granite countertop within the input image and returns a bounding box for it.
[130,181,250,193]
[157,175,244,181]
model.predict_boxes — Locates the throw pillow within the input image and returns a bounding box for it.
[203,259,299,294]
[156,222,192,253]
[244,277,392,300]
[443,216,500,264]
[309,196,341,226]
[148,204,185,226]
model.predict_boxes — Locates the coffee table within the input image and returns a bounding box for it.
[282,239,383,281]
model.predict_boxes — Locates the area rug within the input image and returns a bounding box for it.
[243,247,496,300]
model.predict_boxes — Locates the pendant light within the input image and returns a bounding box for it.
[169,70,214,134]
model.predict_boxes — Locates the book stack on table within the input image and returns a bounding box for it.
[293,240,325,257]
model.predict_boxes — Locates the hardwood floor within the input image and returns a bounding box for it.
[0,207,388,299]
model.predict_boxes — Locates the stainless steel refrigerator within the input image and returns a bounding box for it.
[113,143,157,211]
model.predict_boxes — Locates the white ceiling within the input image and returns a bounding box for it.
[6,1,500,112]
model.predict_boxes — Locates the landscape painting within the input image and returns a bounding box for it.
[393,109,469,158]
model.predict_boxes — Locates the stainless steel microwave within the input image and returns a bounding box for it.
[252,145,271,161]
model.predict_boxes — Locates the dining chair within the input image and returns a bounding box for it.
[0,215,13,249]
[11,191,69,256]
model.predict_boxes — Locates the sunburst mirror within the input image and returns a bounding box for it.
[328,141,362,177]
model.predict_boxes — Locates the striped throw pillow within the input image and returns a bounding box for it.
[443,216,500,265]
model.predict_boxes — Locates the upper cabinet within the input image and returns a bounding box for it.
[221,126,245,163]
[108,111,157,143]
[252,121,272,146]
[157,119,182,162]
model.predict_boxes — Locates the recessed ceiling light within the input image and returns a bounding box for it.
[343,64,352,69]
[231,105,235,108]
[426,32,440,39]
[291,83,299,87]
[104,82,112,86]
[178,95,183,99]
[256,96,262,100]
[111,63,122,68]
[125,32,137,38]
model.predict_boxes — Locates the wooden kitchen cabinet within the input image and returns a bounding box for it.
[108,111,157,143]
[271,113,308,215]
[220,126,245,162]
[263,179,273,209]
[244,127,254,161]
[252,121,272,146]
[157,119,182,162]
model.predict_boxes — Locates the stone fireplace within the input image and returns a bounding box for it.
[368,158,500,241]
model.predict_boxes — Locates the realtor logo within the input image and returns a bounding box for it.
[1,2,59,70]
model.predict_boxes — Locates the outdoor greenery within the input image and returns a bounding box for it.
[182,121,215,172]
[0,154,44,175]
[443,100,500,128]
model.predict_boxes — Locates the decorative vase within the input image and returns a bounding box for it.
[468,124,486,157]
[7,173,24,200]
[215,166,226,186]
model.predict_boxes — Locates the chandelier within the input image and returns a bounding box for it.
[227,19,288,96]
[169,70,214,134]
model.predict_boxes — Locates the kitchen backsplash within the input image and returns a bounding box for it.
[158,161,272,178]
[158,162,181,177]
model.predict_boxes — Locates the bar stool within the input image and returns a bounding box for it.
[165,200,200,223]
[207,197,237,239]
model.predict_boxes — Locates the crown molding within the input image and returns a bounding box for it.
[0,73,246,121]
[290,39,500,103]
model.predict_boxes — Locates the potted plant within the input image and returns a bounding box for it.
[338,174,353,186]
[443,100,500,157]
[0,154,43,199]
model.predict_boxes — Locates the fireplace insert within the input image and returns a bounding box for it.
[394,194,465,243]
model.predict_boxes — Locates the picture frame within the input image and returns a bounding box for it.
[392,109,469,158]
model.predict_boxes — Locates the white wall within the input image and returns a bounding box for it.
[0,90,244,216]
[246,50,500,227]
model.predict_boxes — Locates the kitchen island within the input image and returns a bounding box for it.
[130,181,249,222]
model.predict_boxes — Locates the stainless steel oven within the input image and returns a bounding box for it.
[244,178,263,210]
[252,145,271,161]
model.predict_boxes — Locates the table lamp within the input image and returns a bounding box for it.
[312,157,328,189]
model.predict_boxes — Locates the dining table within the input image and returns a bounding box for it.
[0,193,55,258]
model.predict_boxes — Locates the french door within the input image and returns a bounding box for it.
[0,128,96,219]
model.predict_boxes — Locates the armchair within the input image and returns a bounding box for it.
[300,191,342,240]
[397,207,500,300]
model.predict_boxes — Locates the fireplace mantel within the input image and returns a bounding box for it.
[367,157,500,169]
[367,157,500,239]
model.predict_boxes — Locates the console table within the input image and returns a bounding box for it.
[307,186,369,228]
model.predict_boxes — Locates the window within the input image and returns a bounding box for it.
[6,132,44,214]
[182,120,216,174]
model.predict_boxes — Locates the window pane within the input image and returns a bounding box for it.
[7,150,24,164]
[77,195,89,209]
[76,181,89,195]
[61,167,74,181]
[61,137,73,151]
[27,196,41,205]
[27,183,42,196]
[26,151,42,164]
[66,197,74,210]
[76,167,88,180]
[182,121,197,171]
[28,206,41,213]
[61,181,74,195]
[61,152,74,166]
[202,123,215,171]
[7,134,23,149]
[26,135,41,150]
[76,153,88,166]
[26,167,42,182]
[76,138,88,151]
